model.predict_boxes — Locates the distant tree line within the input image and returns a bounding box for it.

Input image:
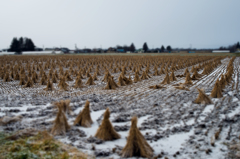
[6,36,239,54]
[142,42,172,52]
[116,43,136,52]
[113,42,172,53]
[218,42,239,52]
[9,37,35,53]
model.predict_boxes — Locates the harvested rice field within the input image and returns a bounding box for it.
[0,55,240,159]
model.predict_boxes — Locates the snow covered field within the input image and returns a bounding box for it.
[0,55,240,158]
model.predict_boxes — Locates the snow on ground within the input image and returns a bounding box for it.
[1,56,240,158]
[227,102,240,118]
[151,129,194,155]
[80,109,106,138]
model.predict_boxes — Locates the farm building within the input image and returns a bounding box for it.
[212,50,230,53]
[22,51,63,55]
[107,47,116,53]
[116,49,125,53]
[0,52,15,56]
[0,51,63,55]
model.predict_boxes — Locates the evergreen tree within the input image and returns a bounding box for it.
[166,45,172,52]
[28,38,35,51]
[10,37,20,52]
[24,38,30,51]
[9,37,36,52]
[19,37,24,51]
[237,42,240,49]
[143,42,149,52]
[161,45,165,52]
[130,43,136,52]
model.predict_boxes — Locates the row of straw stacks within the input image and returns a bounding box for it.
[51,100,154,158]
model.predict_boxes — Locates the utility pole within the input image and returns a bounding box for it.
[75,44,78,50]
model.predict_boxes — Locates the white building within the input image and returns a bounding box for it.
[0,51,63,56]
[212,50,230,53]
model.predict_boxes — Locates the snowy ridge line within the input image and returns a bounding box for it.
[207,65,226,87]
[161,62,226,102]
[193,58,229,88]
[193,61,227,89]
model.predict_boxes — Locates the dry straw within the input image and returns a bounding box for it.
[184,73,193,85]
[77,70,84,79]
[102,70,111,82]
[183,68,189,76]
[54,99,72,115]
[226,71,233,83]
[140,71,148,80]
[86,71,91,78]
[118,75,126,86]
[113,67,117,73]
[159,67,165,74]
[54,70,59,79]
[176,74,184,78]
[74,100,93,127]
[135,69,140,76]
[40,76,47,85]
[191,69,202,80]
[112,76,119,87]
[86,74,95,85]
[19,76,26,85]
[3,72,11,82]
[149,85,166,89]
[190,66,195,73]
[44,79,54,91]
[32,74,38,83]
[121,66,126,75]
[194,88,212,104]
[128,75,133,83]
[175,85,190,91]
[14,72,20,80]
[0,115,22,126]
[133,72,141,83]
[210,79,223,98]
[65,71,73,81]
[105,76,118,90]
[95,67,101,75]
[123,75,133,85]
[58,76,68,91]
[121,116,154,158]
[161,73,170,84]
[52,74,58,83]
[74,76,83,88]
[153,69,160,76]
[164,66,168,73]
[10,71,14,79]
[219,74,226,89]
[95,108,121,141]
[23,77,34,88]
[169,71,177,81]
[0,71,4,79]
[34,71,39,80]
[51,105,70,136]
[92,72,98,81]
[202,65,210,75]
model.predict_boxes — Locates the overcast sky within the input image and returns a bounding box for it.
[0,0,239,50]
